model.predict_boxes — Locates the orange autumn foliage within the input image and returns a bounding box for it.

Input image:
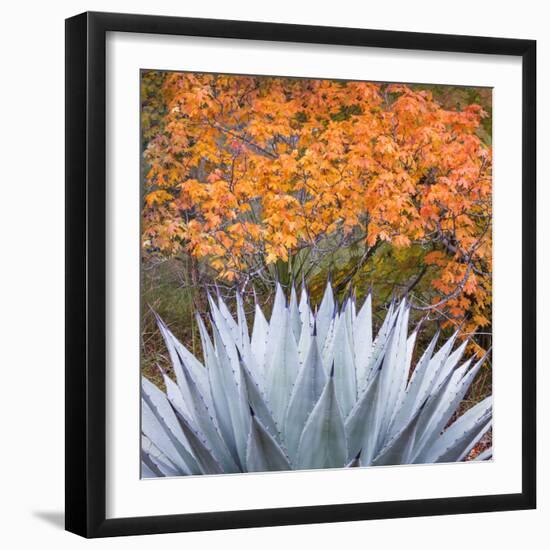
[142,73,492,334]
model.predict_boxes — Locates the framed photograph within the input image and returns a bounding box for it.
[65,11,536,538]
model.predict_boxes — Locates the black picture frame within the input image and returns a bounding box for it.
[65,11,536,538]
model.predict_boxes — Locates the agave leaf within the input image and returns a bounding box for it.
[154,313,204,373]
[162,362,240,473]
[358,302,398,393]
[297,317,313,364]
[410,361,470,456]
[390,330,460,442]
[474,447,493,461]
[154,314,210,405]
[215,290,242,349]
[158,367,192,419]
[207,326,240,465]
[141,378,187,447]
[235,372,253,466]
[344,294,356,339]
[376,301,410,448]
[411,354,486,461]
[320,314,337,371]
[345,367,382,464]
[372,404,425,466]
[350,289,357,318]
[422,397,492,463]
[268,283,286,335]
[289,285,302,343]
[209,296,241,377]
[196,313,215,365]
[141,433,186,478]
[141,457,163,478]
[141,378,201,475]
[263,283,287,371]
[141,437,163,474]
[170,402,224,475]
[343,300,357,396]
[410,329,460,410]
[266,308,300,430]
[297,286,314,363]
[141,400,180,470]
[143,451,179,477]
[354,293,373,390]
[284,332,326,460]
[152,454,182,476]
[236,291,250,346]
[298,285,313,336]
[433,337,469,390]
[296,371,347,469]
[442,418,492,464]
[211,323,250,467]
[345,453,361,467]
[157,347,211,430]
[141,436,176,477]
[332,313,357,417]
[406,327,418,371]
[236,292,260,373]
[250,302,269,381]
[236,295,264,391]
[246,414,291,472]
[389,331,439,436]
[194,314,221,413]
[387,326,419,430]
[238,356,280,442]
[316,280,335,348]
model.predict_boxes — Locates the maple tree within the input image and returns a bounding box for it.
[142,71,492,341]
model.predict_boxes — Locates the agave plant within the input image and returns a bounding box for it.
[141,283,492,477]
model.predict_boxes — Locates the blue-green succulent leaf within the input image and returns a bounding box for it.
[345,367,382,464]
[422,396,492,463]
[246,414,291,472]
[316,280,335,348]
[238,357,280,442]
[296,373,347,469]
[141,378,201,475]
[372,405,424,466]
[354,293,373,391]
[266,308,300,430]
[331,314,357,417]
[284,332,326,460]
[474,447,493,461]
[412,353,487,461]
[170,401,225,475]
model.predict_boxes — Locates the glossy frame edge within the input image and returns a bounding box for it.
[65,11,537,538]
